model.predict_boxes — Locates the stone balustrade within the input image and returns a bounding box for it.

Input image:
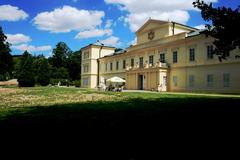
[126,62,168,70]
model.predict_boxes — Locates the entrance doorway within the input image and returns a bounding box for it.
[138,75,144,90]
[162,76,167,91]
[159,72,167,91]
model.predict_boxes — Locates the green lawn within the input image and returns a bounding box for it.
[1,86,240,157]
[1,86,240,131]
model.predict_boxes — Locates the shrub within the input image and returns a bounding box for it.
[17,51,35,87]
[74,80,81,87]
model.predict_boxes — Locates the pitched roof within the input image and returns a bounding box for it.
[135,19,169,34]
[81,43,116,50]
[135,19,198,34]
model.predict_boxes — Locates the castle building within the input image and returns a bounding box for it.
[81,19,240,93]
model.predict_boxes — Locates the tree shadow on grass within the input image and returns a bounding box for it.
[1,97,240,158]
[1,96,240,131]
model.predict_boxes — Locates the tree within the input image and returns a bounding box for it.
[0,26,13,80]
[50,42,72,68]
[17,51,35,87]
[66,50,81,80]
[193,0,240,61]
[12,55,23,78]
[33,55,50,86]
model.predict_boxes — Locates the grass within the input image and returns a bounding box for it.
[1,86,240,156]
[1,86,240,135]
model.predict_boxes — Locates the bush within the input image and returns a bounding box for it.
[38,74,50,86]
[0,72,10,81]
[74,80,81,87]
[0,74,6,81]
[17,52,35,87]
[18,73,35,87]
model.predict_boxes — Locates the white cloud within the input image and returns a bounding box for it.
[75,29,112,39]
[105,0,218,32]
[0,5,28,21]
[194,24,206,30]
[33,5,105,33]
[100,36,121,47]
[128,37,137,46]
[12,44,52,52]
[118,16,125,22]
[6,34,31,45]
[105,19,113,28]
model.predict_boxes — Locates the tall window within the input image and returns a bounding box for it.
[207,74,213,87]
[149,55,154,66]
[110,62,113,71]
[123,60,126,69]
[83,78,89,86]
[207,45,214,59]
[223,73,230,87]
[105,63,107,71]
[160,53,165,63]
[83,64,89,73]
[131,58,134,67]
[116,61,119,70]
[189,75,194,88]
[83,51,89,59]
[139,57,144,68]
[173,51,178,63]
[173,76,177,87]
[189,48,195,61]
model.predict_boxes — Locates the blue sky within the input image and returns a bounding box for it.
[0,0,238,56]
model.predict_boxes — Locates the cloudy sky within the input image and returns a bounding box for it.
[0,0,238,56]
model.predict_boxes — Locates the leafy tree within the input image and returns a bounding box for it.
[0,26,13,80]
[33,55,50,86]
[66,50,81,80]
[50,42,72,68]
[12,55,23,78]
[17,51,35,87]
[56,67,69,79]
[193,0,240,61]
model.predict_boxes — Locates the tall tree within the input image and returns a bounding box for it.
[193,0,240,61]
[50,42,72,68]
[66,50,81,80]
[0,26,13,80]
[33,55,50,86]
[17,51,35,87]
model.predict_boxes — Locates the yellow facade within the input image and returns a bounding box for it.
[81,44,115,88]
[81,19,240,93]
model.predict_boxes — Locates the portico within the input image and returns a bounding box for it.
[126,63,168,91]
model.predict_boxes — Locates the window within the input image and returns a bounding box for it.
[207,45,214,59]
[131,58,134,67]
[116,61,119,70]
[223,73,230,87]
[110,62,113,71]
[149,55,154,66]
[173,51,178,63]
[189,48,195,61]
[105,63,107,71]
[173,76,177,87]
[160,53,165,63]
[139,57,144,68]
[83,51,89,59]
[82,78,89,86]
[207,74,213,87]
[123,60,126,69]
[189,75,194,88]
[83,64,89,73]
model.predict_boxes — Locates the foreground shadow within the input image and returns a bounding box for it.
[1,97,240,158]
[1,97,240,131]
